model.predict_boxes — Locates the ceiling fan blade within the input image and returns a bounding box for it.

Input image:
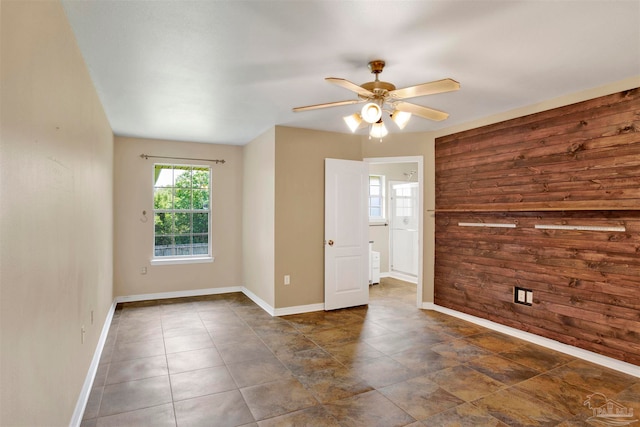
[395,101,449,121]
[292,99,363,112]
[389,78,460,100]
[325,78,375,98]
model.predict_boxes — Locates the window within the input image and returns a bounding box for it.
[394,185,413,217]
[369,174,385,222]
[153,164,211,262]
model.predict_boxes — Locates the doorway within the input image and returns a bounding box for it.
[365,156,423,308]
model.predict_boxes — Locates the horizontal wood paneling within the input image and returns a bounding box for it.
[436,89,640,211]
[434,89,640,365]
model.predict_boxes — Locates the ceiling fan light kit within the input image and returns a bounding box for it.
[361,102,383,124]
[293,59,460,141]
[343,113,363,132]
[369,119,388,139]
[390,110,412,130]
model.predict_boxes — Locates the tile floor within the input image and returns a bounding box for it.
[82,278,640,426]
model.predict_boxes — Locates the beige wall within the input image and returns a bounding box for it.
[0,1,114,425]
[273,127,361,308]
[242,128,276,306]
[113,137,243,297]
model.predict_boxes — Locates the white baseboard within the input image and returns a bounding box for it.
[423,303,640,378]
[389,271,418,284]
[69,300,117,427]
[274,303,325,316]
[114,286,242,303]
[241,287,275,316]
[241,287,325,317]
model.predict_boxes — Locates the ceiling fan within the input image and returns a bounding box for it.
[292,60,460,139]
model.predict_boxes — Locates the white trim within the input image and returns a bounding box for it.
[69,300,117,427]
[422,303,640,378]
[534,224,625,232]
[458,222,516,228]
[389,271,418,284]
[274,303,326,317]
[241,287,275,316]
[150,256,214,266]
[115,286,241,303]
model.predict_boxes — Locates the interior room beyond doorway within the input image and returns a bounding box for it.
[366,157,423,308]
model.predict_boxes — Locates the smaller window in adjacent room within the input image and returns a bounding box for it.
[153,164,211,262]
[369,174,385,223]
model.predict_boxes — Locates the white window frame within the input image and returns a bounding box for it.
[368,174,386,224]
[150,163,214,265]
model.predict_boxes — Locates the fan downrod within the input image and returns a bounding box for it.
[362,60,395,93]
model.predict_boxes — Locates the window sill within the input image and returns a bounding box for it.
[150,256,215,266]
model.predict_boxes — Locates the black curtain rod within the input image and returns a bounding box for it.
[140,154,225,164]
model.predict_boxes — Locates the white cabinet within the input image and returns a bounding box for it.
[370,251,380,285]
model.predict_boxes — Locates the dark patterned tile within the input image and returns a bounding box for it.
[390,346,460,374]
[464,331,524,353]
[323,341,385,365]
[347,355,418,389]
[99,376,172,417]
[428,365,505,402]
[278,347,343,376]
[256,405,342,427]
[323,390,416,427]
[94,403,175,427]
[379,375,464,420]
[499,342,575,372]
[163,333,213,354]
[170,366,237,401]
[515,372,594,416]
[227,356,292,388]
[111,338,165,362]
[216,338,274,364]
[467,355,539,386]
[421,402,509,426]
[473,387,572,426]
[105,355,167,385]
[294,366,373,403]
[166,347,224,375]
[174,390,254,427]
[548,360,638,396]
[430,339,493,364]
[240,378,318,421]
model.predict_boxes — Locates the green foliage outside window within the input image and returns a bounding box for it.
[153,165,211,257]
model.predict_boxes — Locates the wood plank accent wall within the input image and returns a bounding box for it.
[436,89,640,211]
[434,89,640,365]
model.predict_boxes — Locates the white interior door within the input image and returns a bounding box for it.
[324,158,369,311]
[390,181,419,277]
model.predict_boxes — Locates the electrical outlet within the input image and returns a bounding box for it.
[514,286,533,306]
[141,266,147,275]
[284,275,290,285]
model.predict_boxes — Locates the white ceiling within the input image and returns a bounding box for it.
[61,0,640,146]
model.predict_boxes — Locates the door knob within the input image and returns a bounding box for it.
[328,240,334,246]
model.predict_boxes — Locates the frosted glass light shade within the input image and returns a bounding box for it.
[343,113,362,132]
[369,120,388,138]
[391,111,411,129]
[361,102,382,124]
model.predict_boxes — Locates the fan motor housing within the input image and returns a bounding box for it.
[361,80,396,93]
